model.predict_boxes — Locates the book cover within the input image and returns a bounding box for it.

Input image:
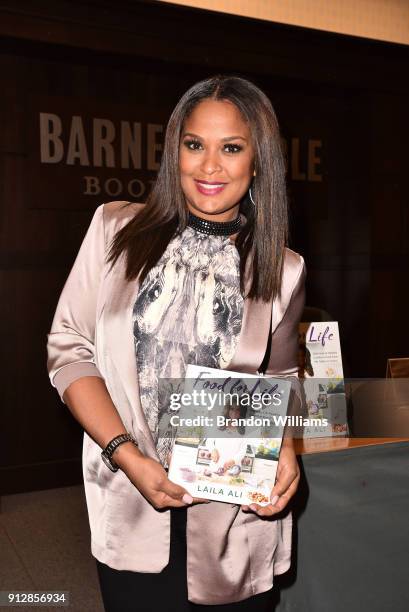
[167,364,291,506]
[298,321,348,438]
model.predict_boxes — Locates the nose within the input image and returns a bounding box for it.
[200,149,222,175]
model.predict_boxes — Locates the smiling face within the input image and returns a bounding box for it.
[179,98,255,222]
[229,405,241,420]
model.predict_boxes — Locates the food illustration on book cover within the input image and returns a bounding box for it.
[167,364,291,506]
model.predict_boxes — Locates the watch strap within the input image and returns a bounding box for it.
[101,432,138,472]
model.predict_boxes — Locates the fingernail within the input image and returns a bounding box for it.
[183,493,193,504]
[271,495,279,505]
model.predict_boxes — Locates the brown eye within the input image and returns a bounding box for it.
[224,144,243,154]
[183,139,202,150]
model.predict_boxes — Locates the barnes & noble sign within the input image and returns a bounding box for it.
[28,97,323,210]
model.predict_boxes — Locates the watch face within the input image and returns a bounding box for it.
[101,452,117,472]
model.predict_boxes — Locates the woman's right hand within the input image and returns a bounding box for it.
[59,377,208,509]
[114,442,209,510]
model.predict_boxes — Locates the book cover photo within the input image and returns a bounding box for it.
[298,321,348,438]
[167,364,292,506]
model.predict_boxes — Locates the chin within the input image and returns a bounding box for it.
[189,198,234,215]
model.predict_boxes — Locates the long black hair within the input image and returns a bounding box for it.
[107,74,289,301]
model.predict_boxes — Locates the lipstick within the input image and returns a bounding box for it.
[194,179,227,196]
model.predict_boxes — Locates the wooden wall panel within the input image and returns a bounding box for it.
[0,1,407,493]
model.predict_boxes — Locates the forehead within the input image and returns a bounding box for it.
[183,99,249,135]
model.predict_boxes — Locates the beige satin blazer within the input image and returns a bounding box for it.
[46,200,306,605]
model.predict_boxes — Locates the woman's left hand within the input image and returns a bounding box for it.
[241,439,300,516]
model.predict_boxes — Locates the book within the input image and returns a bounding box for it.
[298,321,348,438]
[167,364,291,506]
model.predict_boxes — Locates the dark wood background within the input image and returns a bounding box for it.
[1,0,408,493]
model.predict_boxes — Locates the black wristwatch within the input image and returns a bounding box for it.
[101,433,138,472]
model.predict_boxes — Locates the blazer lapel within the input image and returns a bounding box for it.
[224,250,273,374]
[102,257,158,456]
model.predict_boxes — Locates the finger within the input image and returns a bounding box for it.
[161,496,188,509]
[160,478,193,504]
[248,503,275,516]
[271,467,299,499]
[245,503,261,513]
[253,503,275,517]
[255,478,300,517]
[241,475,299,515]
[242,499,281,517]
[269,478,300,513]
[250,501,282,517]
[255,496,290,516]
[269,474,299,509]
[242,503,262,512]
[157,495,210,508]
[149,490,188,509]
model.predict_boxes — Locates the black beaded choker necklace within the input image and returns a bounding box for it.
[187,210,242,236]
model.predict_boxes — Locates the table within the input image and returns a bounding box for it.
[274,440,409,612]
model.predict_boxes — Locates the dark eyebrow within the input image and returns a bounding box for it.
[182,132,248,143]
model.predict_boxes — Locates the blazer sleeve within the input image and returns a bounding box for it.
[46,204,106,404]
[265,256,307,422]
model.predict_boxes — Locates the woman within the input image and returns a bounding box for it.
[208,398,248,473]
[46,74,306,611]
